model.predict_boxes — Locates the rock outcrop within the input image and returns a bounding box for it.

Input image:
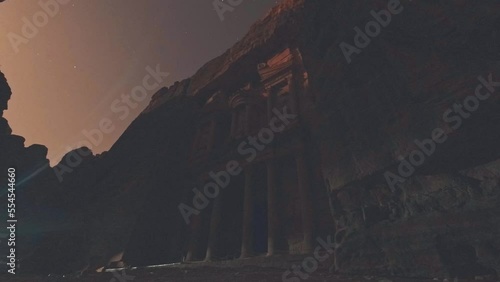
[0,70,67,274]
[309,0,500,279]
[0,71,11,117]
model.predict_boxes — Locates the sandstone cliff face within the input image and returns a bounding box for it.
[111,1,500,278]
[80,96,199,269]
[305,0,500,278]
[114,0,500,278]
[2,0,500,279]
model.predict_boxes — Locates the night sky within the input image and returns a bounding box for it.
[0,0,280,164]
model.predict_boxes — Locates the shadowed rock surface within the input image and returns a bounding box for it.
[1,0,500,280]
[0,70,69,274]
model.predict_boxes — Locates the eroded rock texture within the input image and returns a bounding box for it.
[2,0,500,280]
[311,0,500,279]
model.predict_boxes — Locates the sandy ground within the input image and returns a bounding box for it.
[0,266,469,282]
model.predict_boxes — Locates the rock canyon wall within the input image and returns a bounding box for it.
[1,0,500,279]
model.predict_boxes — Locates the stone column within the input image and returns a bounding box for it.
[185,214,202,262]
[266,88,274,122]
[245,104,251,135]
[230,111,237,138]
[296,151,313,254]
[204,196,222,261]
[266,161,278,256]
[207,119,216,152]
[240,166,254,259]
